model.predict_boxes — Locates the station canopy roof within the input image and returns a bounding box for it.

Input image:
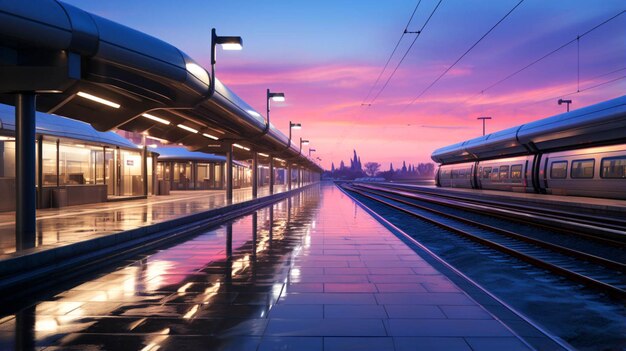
[0,0,321,171]
[0,103,139,150]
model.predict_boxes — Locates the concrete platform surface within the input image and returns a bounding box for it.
[0,184,537,350]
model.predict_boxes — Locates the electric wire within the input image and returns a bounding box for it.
[404,0,525,109]
[361,0,423,105]
[368,0,444,105]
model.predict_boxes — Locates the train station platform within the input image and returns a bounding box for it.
[391,183,626,216]
[0,184,562,350]
[0,185,290,260]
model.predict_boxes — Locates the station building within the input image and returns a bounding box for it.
[0,104,156,211]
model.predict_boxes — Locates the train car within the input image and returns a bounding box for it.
[539,144,626,198]
[477,155,534,192]
[436,162,476,188]
[431,95,626,200]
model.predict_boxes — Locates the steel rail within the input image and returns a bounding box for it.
[343,184,626,299]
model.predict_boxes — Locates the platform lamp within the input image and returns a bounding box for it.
[299,138,309,153]
[289,121,301,144]
[309,148,316,157]
[266,89,285,131]
[558,99,572,112]
[210,28,242,96]
[477,116,491,136]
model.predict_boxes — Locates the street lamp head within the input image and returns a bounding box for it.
[558,99,572,105]
[290,122,302,130]
[300,139,310,146]
[268,92,285,102]
[476,116,492,120]
[211,28,243,65]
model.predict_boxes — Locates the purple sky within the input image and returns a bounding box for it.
[64,0,625,169]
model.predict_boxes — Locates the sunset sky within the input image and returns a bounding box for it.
[65,0,625,170]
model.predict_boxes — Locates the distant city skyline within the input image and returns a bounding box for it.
[64,0,625,169]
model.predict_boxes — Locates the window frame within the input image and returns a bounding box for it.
[550,161,568,179]
[600,156,626,179]
[570,158,595,179]
[510,164,523,182]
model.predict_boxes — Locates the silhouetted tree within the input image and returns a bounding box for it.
[363,162,381,176]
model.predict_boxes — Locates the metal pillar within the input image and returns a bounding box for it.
[287,165,292,190]
[142,145,148,196]
[226,144,233,202]
[252,152,258,198]
[269,156,274,194]
[16,93,37,251]
[36,135,43,208]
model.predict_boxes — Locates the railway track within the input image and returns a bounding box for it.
[361,182,626,246]
[342,183,626,299]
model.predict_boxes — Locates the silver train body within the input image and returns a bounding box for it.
[432,96,626,200]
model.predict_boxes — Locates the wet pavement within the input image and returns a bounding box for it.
[0,184,532,350]
[0,185,292,259]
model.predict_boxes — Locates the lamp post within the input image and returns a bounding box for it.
[210,28,242,202]
[286,122,301,190]
[477,116,491,136]
[266,89,285,132]
[210,28,242,97]
[309,148,316,157]
[299,138,309,153]
[558,99,572,112]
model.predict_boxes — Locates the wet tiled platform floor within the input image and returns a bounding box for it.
[0,184,290,259]
[0,184,532,350]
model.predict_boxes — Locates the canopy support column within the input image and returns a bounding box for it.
[16,93,37,251]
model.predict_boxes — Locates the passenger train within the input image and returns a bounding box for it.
[432,96,626,199]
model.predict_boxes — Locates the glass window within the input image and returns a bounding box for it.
[571,159,594,179]
[59,143,101,185]
[510,164,522,181]
[120,149,142,195]
[490,167,499,180]
[0,139,16,178]
[499,165,509,179]
[601,156,626,179]
[550,161,568,179]
[215,164,222,186]
[42,140,58,185]
[482,167,492,179]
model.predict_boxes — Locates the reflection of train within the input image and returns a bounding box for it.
[432,96,626,199]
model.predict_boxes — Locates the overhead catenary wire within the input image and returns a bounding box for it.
[481,10,624,96]
[437,11,625,117]
[403,0,525,110]
[361,0,423,105]
[367,0,444,105]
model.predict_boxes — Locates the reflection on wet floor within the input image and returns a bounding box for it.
[0,184,529,351]
[0,185,291,258]
[0,186,321,350]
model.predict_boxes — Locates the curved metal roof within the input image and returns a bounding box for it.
[0,0,322,172]
[0,103,138,149]
[432,95,626,164]
[153,147,248,167]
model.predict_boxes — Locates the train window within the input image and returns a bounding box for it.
[510,164,522,181]
[499,165,510,179]
[550,161,568,179]
[490,167,499,180]
[451,169,458,178]
[482,167,492,179]
[600,156,626,179]
[571,159,595,179]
